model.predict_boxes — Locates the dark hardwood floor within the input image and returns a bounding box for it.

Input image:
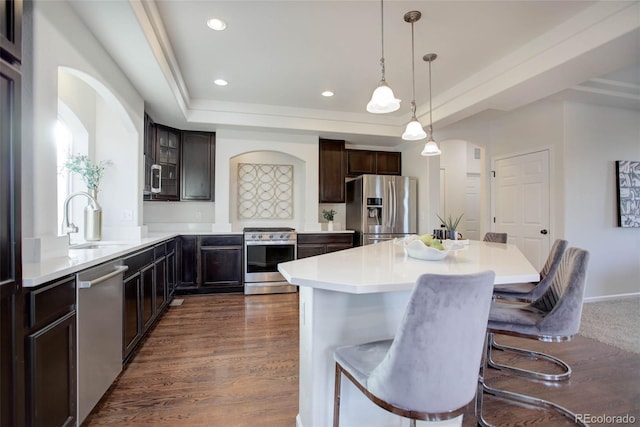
[85,293,640,426]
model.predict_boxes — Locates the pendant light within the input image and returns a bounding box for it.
[401,11,427,141]
[421,53,441,156]
[366,0,400,114]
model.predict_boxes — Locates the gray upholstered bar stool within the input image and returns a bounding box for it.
[333,271,496,427]
[476,247,590,427]
[482,232,507,243]
[493,239,568,303]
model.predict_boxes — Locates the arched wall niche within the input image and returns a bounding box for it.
[57,66,141,241]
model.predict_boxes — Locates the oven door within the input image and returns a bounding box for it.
[244,240,296,283]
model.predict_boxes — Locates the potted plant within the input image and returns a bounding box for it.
[64,154,110,197]
[436,212,464,240]
[322,209,337,231]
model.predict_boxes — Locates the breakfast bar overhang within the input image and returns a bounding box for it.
[278,240,539,427]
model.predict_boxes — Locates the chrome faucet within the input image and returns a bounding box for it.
[62,191,103,241]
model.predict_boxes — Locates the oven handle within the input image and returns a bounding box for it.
[245,240,297,246]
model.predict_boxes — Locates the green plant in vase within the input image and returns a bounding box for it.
[322,209,337,231]
[436,212,463,240]
[64,154,110,196]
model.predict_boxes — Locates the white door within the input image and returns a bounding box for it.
[493,150,550,270]
[464,173,481,240]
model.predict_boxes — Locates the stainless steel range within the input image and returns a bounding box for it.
[243,227,297,295]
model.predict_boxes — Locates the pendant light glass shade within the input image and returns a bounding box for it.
[403,115,427,140]
[421,135,441,156]
[401,11,426,141]
[421,53,441,156]
[367,80,401,113]
[367,0,400,114]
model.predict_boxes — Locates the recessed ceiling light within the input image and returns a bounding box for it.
[207,18,227,31]
[322,91,334,97]
[214,79,228,86]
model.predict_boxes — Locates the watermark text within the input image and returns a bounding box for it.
[576,413,636,424]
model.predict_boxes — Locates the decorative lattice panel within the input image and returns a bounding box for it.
[237,163,294,219]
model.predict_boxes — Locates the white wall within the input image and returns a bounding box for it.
[23,1,144,259]
[563,102,640,298]
[489,100,566,245]
[214,128,320,232]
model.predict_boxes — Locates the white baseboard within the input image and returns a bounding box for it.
[584,292,640,303]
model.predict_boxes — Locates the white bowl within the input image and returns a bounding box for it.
[404,239,449,261]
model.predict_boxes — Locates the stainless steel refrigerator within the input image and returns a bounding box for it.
[346,175,417,245]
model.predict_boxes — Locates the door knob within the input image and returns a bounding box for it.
[540,229,548,235]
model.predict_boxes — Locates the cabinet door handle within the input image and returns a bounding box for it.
[540,229,548,235]
[151,164,162,193]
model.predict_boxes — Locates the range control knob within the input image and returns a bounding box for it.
[269,234,274,239]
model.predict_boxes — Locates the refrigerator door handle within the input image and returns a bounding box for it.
[387,180,393,228]
[390,180,397,228]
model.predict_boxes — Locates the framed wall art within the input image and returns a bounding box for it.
[615,160,640,228]
[237,163,294,220]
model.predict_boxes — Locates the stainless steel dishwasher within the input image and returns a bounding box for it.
[76,260,128,424]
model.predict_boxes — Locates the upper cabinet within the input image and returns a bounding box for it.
[318,139,402,203]
[153,125,180,201]
[319,139,346,203]
[181,131,215,201]
[143,113,155,197]
[345,149,401,177]
[0,0,22,63]
[374,151,402,175]
[143,114,216,202]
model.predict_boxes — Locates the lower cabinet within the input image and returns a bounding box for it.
[177,235,243,294]
[24,275,77,427]
[122,240,175,363]
[297,233,354,259]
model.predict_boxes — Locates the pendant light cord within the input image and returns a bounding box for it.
[379,0,386,81]
[410,21,416,116]
[428,59,433,132]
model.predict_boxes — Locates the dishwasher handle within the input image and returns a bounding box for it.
[79,265,129,288]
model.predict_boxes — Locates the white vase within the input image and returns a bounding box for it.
[327,221,334,232]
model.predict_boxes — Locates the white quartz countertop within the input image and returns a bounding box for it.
[278,240,540,294]
[22,234,180,287]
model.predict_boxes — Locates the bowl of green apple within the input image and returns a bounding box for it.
[397,234,450,261]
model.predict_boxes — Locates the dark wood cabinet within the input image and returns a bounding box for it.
[122,248,153,361]
[178,235,198,288]
[122,272,141,360]
[146,124,180,201]
[319,139,345,203]
[143,113,155,197]
[154,255,167,312]
[181,131,215,201]
[297,233,353,259]
[1,2,23,425]
[375,151,402,175]
[346,149,376,177]
[0,0,22,63]
[122,242,173,362]
[143,115,217,203]
[177,235,243,294]
[166,239,176,296]
[24,276,76,427]
[140,264,154,330]
[200,237,243,292]
[345,149,402,177]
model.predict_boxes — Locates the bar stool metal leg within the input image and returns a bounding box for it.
[488,333,571,381]
[477,333,589,427]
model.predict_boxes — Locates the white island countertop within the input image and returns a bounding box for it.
[281,239,540,427]
[278,239,539,294]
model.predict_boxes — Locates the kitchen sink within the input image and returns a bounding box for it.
[70,242,130,250]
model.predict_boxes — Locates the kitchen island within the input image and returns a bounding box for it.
[278,240,539,427]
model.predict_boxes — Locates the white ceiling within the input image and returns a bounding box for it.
[69,0,640,147]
